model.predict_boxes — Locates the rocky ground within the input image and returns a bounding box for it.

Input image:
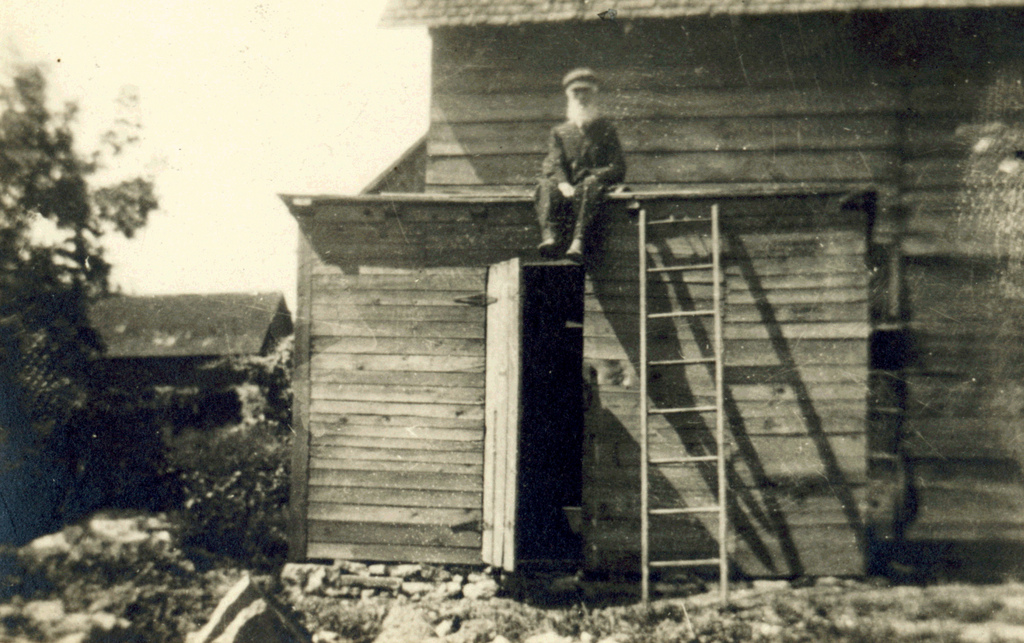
[1,510,1023,643]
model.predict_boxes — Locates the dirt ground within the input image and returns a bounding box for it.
[1,510,1023,643]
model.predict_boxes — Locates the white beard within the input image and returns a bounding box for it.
[567,99,600,129]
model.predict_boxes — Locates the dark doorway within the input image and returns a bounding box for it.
[517,262,586,564]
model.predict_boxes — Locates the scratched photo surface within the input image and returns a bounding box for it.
[2,1,1024,641]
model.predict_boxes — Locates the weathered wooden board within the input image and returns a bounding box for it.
[308,469,481,492]
[429,115,897,156]
[308,521,481,549]
[307,486,479,509]
[311,383,484,405]
[431,87,899,124]
[310,399,484,421]
[310,412,482,431]
[309,422,482,442]
[426,150,895,187]
[307,504,481,526]
[307,542,481,565]
[309,458,482,475]
[309,353,484,373]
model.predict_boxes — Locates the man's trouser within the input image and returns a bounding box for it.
[535,175,604,247]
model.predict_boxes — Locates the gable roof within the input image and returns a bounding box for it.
[381,0,1024,27]
[89,292,292,359]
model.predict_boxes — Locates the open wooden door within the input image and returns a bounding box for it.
[483,258,521,571]
[484,258,585,572]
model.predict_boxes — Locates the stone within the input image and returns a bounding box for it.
[89,611,128,631]
[367,564,387,576]
[23,599,65,625]
[960,623,1024,643]
[492,636,512,643]
[305,567,327,595]
[336,574,401,591]
[815,576,842,587]
[54,612,93,636]
[373,604,434,643]
[186,574,264,643]
[448,618,496,643]
[388,564,422,579]
[752,580,791,592]
[280,564,318,587]
[420,565,452,582]
[401,581,434,597]
[463,578,499,601]
[27,532,71,556]
[312,632,341,643]
[88,516,149,544]
[435,618,456,637]
[210,598,311,643]
[442,580,465,599]
[523,631,572,643]
[360,589,376,601]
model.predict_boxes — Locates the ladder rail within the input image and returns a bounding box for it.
[712,203,729,604]
[638,206,651,605]
[639,202,728,605]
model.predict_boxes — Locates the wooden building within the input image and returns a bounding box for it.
[283,0,1024,577]
[90,292,293,425]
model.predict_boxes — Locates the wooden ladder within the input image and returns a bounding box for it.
[638,202,729,604]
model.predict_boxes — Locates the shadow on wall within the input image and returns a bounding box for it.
[583,202,868,577]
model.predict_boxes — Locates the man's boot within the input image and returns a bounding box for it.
[565,236,584,262]
[538,227,559,258]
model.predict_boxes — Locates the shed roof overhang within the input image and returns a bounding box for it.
[380,0,1024,28]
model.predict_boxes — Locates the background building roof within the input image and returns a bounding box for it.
[89,292,292,359]
[381,0,1024,26]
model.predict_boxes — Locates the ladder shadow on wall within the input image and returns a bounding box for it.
[588,230,866,577]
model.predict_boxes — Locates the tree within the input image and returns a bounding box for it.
[0,66,158,543]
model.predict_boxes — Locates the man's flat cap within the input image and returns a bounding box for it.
[562,68,599,89]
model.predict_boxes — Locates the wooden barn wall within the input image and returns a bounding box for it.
[297,215,495,563]
[887,10,1024,549]
[292,194,870,575]
[427,15,898,193]
[899,258,1024,544]
[422,8,1024,561]
[582,196,869,576]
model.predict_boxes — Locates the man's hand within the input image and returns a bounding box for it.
[558,182,574,198]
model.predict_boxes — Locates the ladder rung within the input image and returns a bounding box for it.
[650,506,722,516]
[648,309,715,319]
[647,263,714,274]
[646,217,710,226]
[650,558,721,568]
[649,405,718,415]
[649,357,716,366]
[649,455,719,465]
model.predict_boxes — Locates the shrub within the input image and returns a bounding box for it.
[166,422,291,571]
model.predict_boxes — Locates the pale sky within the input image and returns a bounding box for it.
[0,0,431,311]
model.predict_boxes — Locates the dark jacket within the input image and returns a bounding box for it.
[541,117,626,186]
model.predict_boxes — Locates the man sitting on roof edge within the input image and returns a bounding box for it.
[535,68,627,263]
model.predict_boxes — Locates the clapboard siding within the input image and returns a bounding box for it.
[428,17,901,192]
[287,7,1024,570]
[301,262,488,564]
[580,199,869,575]
[291,193,870,573]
